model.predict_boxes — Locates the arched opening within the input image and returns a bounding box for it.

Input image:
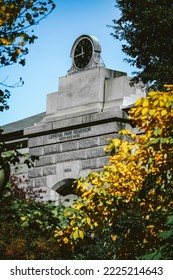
[52,178,78,206]
[52,178,76,196]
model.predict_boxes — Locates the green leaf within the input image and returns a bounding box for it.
[21,221,29,227]
[33,210,41,216]
[159,231,172,239]
[10,200,21,210]
[166,215,173,225]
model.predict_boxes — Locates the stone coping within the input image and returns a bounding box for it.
[24,109,129,136]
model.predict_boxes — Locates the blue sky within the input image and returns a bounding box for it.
[0,0,136,126]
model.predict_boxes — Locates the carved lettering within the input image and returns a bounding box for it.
[64,168,71,173]
[48,126,91,142]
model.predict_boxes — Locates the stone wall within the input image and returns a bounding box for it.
[22,67,145,203]
[26,110,131,202]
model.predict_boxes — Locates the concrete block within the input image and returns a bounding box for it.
[62,140,78,152]
[35,177,47,188]
[92,122,119,137]
[82,109,124,124]
[79,169,91,178]
[44,144,62,155]
[82,158,97,169]
[29,147,43,156]
[28,136,44,148]
[27,178,35,188]
[55,150,87,163]
[28,168,42,178]
[79,137,99,149]
[35,155,55,167]
[97,156,109,168]
[53,116,82,130]
[46,68,108,115]
[99,133,119,146]
[63,161,81,179]
[105,76,133,102]
[42,165,56,176]
[87,147,105,159]
[24,122,52,136]
[104,76,143,110]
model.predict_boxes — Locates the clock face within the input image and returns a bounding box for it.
[73,38,93,70]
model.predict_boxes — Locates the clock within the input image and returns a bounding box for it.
[68,34,103,74]
[73,37,93,70]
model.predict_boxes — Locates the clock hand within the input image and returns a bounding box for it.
[74,51,85,58]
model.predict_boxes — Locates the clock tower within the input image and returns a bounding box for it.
[41,34,127,122]
[68,34,103,74]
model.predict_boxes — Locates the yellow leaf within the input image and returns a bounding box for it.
[142,99,149,107]
[147,225,155,229]
[135,98,143,106]
[161,109,167,117]
[0,19,4,26]
[1,5,6,11]
[0,38,13,45]
[112,234,117,241]
[154,100,159,106]
[20,216,27,221]
[63,237,69,244]
[121,141,128,154]
[79,230,84,239]
[149,91,156,96]
[149,109,155,116]
[142,107,148,115]
[143,238,148,244]
[119,129,131,135]
[159,100,164,107]
[73,229,79,240]
[74,203,83,210]
[86,217,91,226]
[112,138,121,147]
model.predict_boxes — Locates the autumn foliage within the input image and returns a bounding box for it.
[54,85,173,259]
[0,86,172,259]
[0,0,55,111]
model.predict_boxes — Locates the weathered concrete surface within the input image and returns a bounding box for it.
[43,67,127,121]
[23,67,145,202]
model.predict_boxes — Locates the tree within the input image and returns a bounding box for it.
[0,175,64,259]
[110,0,173,90]
[54,85,173,259]
[0,0,55,194]
[0,0,55,111]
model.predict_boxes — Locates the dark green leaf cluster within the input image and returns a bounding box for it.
[0,176,64,259]
[0,0,55,111]
[111,0,173,90]
[0,89,10,111]
[0,0,55,67]
[140,212,173,260]
[0,128,38,195]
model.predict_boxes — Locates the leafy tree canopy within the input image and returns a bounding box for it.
[0,1,55,195]
[0,0,55,111]
[54,85,173,259]
[111,0,173,90]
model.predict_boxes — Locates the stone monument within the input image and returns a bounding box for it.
[23,34,145,203]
